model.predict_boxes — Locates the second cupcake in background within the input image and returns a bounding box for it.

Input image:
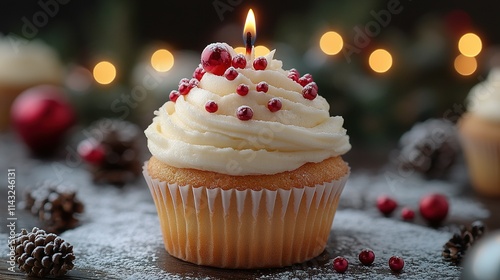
[459,68,500,197]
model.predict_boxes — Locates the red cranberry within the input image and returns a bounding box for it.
[308,82,318,91]
[401,207,415,221]
[236,84,249,96]
[376,195,398,216]
[302,84,318,100]
[205,100,218,113]
[193,67,205,80]
[189,78,199,87]
[267,98,282,112]
[78,139,105,165]
[253,56,268,70]
[236,106,253,121]
[419,193,449,224]
[256,81,269,93]
[232,54,247,69]
[169,90,180,102]
[179,78,190,85]
[289,68,300,76]
[358,249,375,265]
[288,72,299,82]
[299,73,314,87]
[224,67,238,81]
[201,43,232,76]
[388,256,404,272]
[332,256,348,273]
[178,82,191,95]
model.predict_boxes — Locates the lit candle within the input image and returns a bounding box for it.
[243,9,256,57]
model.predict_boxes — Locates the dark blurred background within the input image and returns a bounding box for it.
[1,0,499,153]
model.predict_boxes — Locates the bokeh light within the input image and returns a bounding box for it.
[458,33,482,57]
[319,31,343,55]
[255,45,270,57]
[151,49,174,72]
[454,54,477,76]
[93,61,116,85]
[368,49,393,73]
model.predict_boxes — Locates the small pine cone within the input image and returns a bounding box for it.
[23,181,84,233]
[12,227,75,277]
[442,221,486,263]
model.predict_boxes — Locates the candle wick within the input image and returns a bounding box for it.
[246,32,252,55]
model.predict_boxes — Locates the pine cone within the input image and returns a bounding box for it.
[397,119,459,179]
[85,119,142,186]
[12,227,75,277]
[442,221,485,263]
[23,181,84,233]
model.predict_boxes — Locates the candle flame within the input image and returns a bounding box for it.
[243,9,256,50]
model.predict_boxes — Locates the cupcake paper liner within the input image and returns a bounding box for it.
[143,162,349,268]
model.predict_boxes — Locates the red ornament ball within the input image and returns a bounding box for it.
[388,256,405,272]
[232,54,247,69]
[332,256,349,273]
[205,100,218,113]
[376,195,398,216]
[77,139,105,165]
[401,207,415,221]
[358,249,375,265]
[267,98,282,112]
[11,85,76,156]
[236,84,249,96]
[201,43,232,76]
[253,56,268,70]
[236,106,253,121]
[419,193,449,224]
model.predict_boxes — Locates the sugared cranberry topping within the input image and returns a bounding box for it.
[299,73,314,87]
[289,68,300,76]
[377,195,398,216]
[232,54,247,69]
[253,56,268,70]
[236,84,249,96]
[401,207,415,221]
[237,106,253,121]
[224,67,238,81]
[179,78,190,85]
[332,256,348,273]
[308,82,318,91]
[267,98,282,112]
[193,67,205,80]
[419,193,449,224]
[358,249,375,266]
[256,81,269,93]
[388,256,404,272]
[205,100,218,113]
[302,84,318,100]
[78,139,105,165]
[288,72,299,82]
[169,90,180,102]
[201,43,232,76]
[189,78,199,87]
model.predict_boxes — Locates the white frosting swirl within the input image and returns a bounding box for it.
[145,44,351,175]
[467,68,500,121]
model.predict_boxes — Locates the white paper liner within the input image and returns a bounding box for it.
[143,162,349,269]
[460,134,500,196]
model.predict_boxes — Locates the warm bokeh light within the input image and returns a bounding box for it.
[454,54,477,76]
[368,49,393,73]
[319,31,343,55]
[255,45,270,57]
[458,33,482,57]
[151,49,174,72]
[93,61,116,85]
[234,47,246,54]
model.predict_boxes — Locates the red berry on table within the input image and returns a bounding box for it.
[401,207,415,221]
[299,73,314,87]
[302,84,318,100]
[358,249,375,265]
[232,54,247,69]
[267,98,282,112]
[376,195,398,215]
[236,106,253,121]
[388,256,405,272]
[253,56,268,70]
[169,90,180,102]
[78,139,105,165]
[193,66,205,80]
[332,256,348,273]
[419,193,449,224]
[201,43,232,76]
[205,100,218,113]
[236,84,249,96]
[256,81,269,93]
[224,67,239,81]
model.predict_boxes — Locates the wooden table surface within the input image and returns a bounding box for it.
[0,133,498,279]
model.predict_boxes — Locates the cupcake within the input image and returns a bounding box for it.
[0,39,64,130]
[143,43,351,268]
[459,68,500,197]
